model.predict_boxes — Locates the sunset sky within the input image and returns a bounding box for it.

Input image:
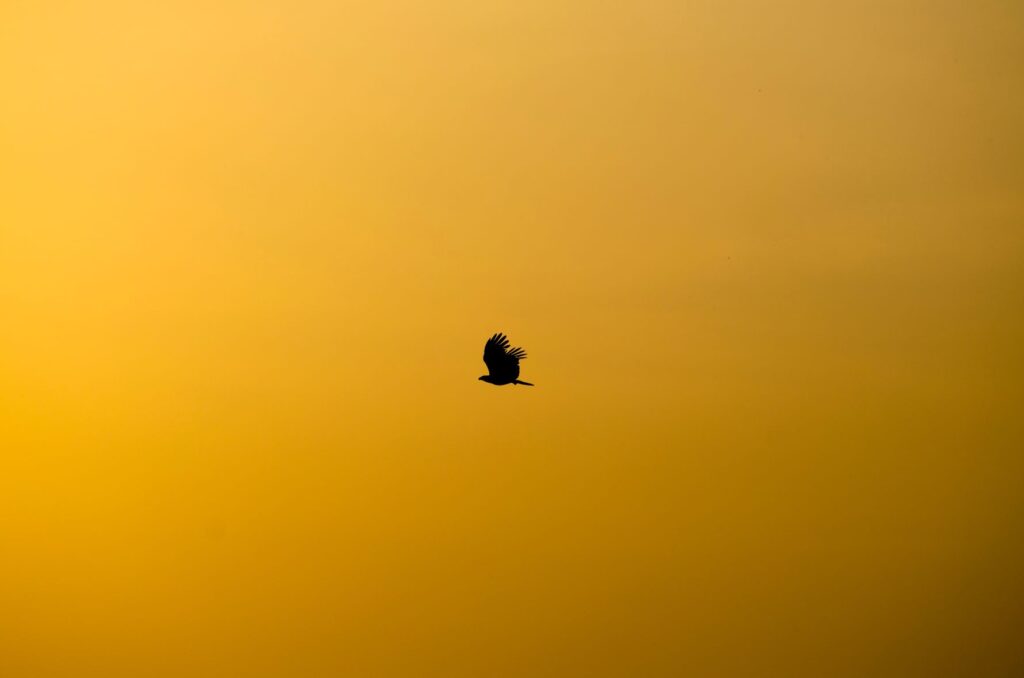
[2,2,1022,676]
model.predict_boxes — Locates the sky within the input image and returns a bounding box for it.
[2,1,1023,676]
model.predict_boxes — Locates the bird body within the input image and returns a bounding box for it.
[479,333,533,386]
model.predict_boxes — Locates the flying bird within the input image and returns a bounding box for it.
[479,333,533,386]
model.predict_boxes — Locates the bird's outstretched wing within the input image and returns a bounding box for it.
[483,332,527,377]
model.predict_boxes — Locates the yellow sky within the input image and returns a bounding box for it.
[2,2,1022,676]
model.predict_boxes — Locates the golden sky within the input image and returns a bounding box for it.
[2,2,1022,676]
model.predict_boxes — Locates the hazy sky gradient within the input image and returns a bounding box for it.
[2,2,1023,676]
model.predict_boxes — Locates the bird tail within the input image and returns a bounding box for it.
[514,380,534,386]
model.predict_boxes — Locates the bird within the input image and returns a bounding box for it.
[479,333,533,386]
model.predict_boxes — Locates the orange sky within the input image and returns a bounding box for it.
[2,2,1023,676]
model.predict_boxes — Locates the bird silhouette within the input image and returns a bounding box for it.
[479,333,533,386]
